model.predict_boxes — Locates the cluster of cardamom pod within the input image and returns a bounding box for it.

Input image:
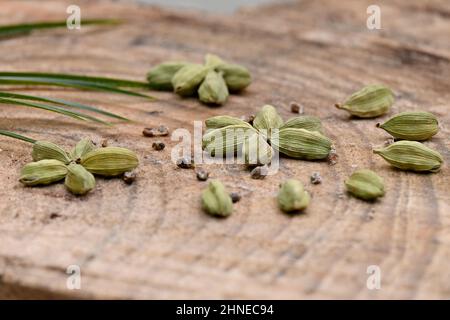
[19,138,139,195]
[202,104,332,165]
[147,54,251,105]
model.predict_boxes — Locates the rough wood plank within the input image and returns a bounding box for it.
[0,0,449,299]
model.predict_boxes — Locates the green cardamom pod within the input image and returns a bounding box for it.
[202,125,256,157]
[278,179,310,213]
[280,116,322,132]
[204,53,225,69]
[345,169,385,201]
[32,141,71,164]
[373,141,443,172]
[19,159,68,186]
[242,132,273,166]
[147,62,188,90]
[216,63,251,92]
[274,128,332,160]
[70,138,96,161]
[205,115,252,129]
[253,105,284,131]
[171,64,209,96]
[376,111,439,141]
[201,180,233,217]
[198,70,229,105]
[81,147,139,176]
[336,84,394,118]
[65,163,96,195]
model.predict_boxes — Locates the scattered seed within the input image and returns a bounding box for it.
[143,125,170,137]
[158,125,170,136]
[240,114,255,125]
[123,170,137,184]
[101,139,108,148]
[290,101,304,114]
[177,157,194,169]
[250,165,268,179]
[327,148,338,165]
[49,213,62,219]
[152,141,165,151]
[196,168,209,181]
[230,192,241,203]
[310,172,322,184]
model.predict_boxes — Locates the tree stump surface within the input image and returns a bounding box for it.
[0,0,449,299]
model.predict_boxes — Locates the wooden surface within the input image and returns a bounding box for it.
[0,0,449,299]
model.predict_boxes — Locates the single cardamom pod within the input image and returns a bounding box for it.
[280,116,322,132]
[373,141,443,172]
[81,147,139,176]
[204,53,225,69]
[253,105,284,132]
[216,63,251,92]
[171,64,209,96]
[201,180,233,217]
[70,138,96,161]
[274,128,332,160]
[345,169,385,201]
[198,70,229,105]
[147,62,188,90]
[376,111,439,141]
[278,179,310,213]
[19,159,68,186]
[336,84,394,118]
[202,124,256,157]
[65,163,96,195]
[32,141,71,164]
[205,115,252,129]
[242,132,273,166]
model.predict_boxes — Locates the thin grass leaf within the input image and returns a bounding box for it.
[0,91,129,121]
[0,19,121,38]
[0,97,110,125]
[0,130,36,143]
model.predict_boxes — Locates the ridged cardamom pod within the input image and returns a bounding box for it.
[32,141,71,164]
[253,105,284,131]
[376,111,439,141]
[345,169,385,201]
[216,63,251,92]
[274,128,332,160]
[278,179,310,213]
[19,159,68,186]
[198,70,229,105]
[201,180,233,217]
[280,116,322,132]
[205,115,252,129]
[147,62,188,90]
[336,84,394,118]
[81,147,139,176]
[65,163,96,195]
[70,138,96,161]
[204,53,225,69]
[202,124,256,157]
[171,64,209,96]
[373,141,443,172]
[242,132,273,166]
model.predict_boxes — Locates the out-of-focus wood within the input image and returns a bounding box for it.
[0,0,449,299]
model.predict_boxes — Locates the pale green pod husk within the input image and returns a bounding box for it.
[377,111,439,141]
[147,62,188,90]
[202,124,256,157]
[278,179,310,212]
[216,63,251,92]
[81,147,139,176]
[19,159,67,186]
[201,180,233,217]
[336,84,394,118]
[198,70,229,105]
[345,169,384,201]
[373,141,443,172]
[242,132,273,166]
[70,138,96,161]
[205,115,252,129]
[65,163,96,195]
[204,54,225,68]
[281,116,323,132]
[32,141,71,164]
[274,128,332,160]
[171,64,209,96]
[253,105,284,131]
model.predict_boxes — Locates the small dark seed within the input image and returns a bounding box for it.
[250,165,268,179]
[158,125,169,136]
[123,171,137,184]
[241,114,255,125]
[177,157,194,169]
[50,213,61,219]
[101,139,108,148]
[152,141,165,151]
[310,172,322,184]
[142,128,155,137]
[290,101,304,114]
[230,192,241,203]
[196,168,209,181]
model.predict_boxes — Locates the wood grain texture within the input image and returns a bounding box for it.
[0,0,449,299]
